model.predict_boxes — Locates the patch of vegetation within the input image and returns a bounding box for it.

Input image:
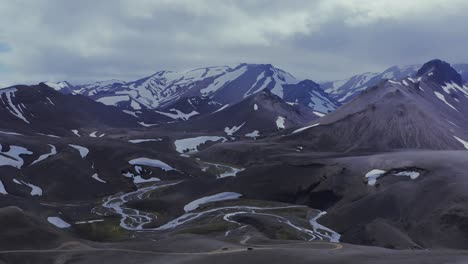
[73,217,129,242]
[176,221,236,236]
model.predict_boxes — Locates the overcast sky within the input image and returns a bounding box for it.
[1,0,468,87]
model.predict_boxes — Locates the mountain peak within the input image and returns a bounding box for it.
[416,59,462,86]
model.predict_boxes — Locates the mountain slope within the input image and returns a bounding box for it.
[166,89,319,138]
[0,83,139,135]
[288,60,468,152]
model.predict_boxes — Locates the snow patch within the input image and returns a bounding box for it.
[155,109,199,120]
[69,144,89,158]
[0,130,22,136]
[434,92,457,111]
[365,169,386,186]
[201,66,248,95]
[245,130,260,139]
[0,88,30,123]
[276,116,285,129]
[92,173,107,183]
[31,144,57,165]
[37,133,61,138]
[0,180,7,194]
[138,122,158,127]
[96,95,129,106]
[292,123,320,134]
[129,158,176,171]
[14,179,43,196]
[213,104,229,113]
[225,122,246,136]
[75,219,104,224]
[47,217,71,228]
[0,144,33,168]
[175,136,227,153]
[71,129,80,137]
[394,171,420,180]
[313,111,325,117]
[129,139,163,144]
[454,136,468,149]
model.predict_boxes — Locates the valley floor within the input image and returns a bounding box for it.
[1,235,468,264]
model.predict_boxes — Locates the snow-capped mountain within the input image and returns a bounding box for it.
[43,81,75,94]
[289,59,468,151]
[60,64,338,118]
[320,65,420,103]
[74,79,127,95]
[321,62,468,103]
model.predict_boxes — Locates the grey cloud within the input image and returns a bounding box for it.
[1,0,467,87]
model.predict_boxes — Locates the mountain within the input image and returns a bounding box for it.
[166,89,318,138]
[321,62,468,103]
[74,79,127,95]
[320,65,420,103]
[59,64,338,116]
[0,83,139,136]
[43,81,75,94]
[288,59,468,152]
[453,63,468,84]
[158,96,223,118]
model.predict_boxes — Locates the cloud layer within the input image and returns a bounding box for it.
[1,0,468,86]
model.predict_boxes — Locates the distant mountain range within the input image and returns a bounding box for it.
[321,63,468,103]
[45,64,339,123]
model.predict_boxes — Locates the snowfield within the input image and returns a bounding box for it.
[174,136,227,153]
[184,192,243,212]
